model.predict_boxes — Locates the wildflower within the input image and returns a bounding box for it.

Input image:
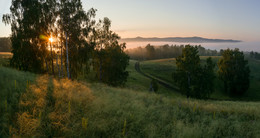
[39,111,42,119]
[193,103,196,112]
[68,101,71,114]
[82,117,88,129]
[122,119,127,136]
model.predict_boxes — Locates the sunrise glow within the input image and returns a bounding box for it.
[49,37,54,43]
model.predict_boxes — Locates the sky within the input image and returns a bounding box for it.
[0,0,260,42]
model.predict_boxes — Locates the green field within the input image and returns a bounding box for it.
[1,54,260,137]
[140,56,260,101]
[0,52,12,67]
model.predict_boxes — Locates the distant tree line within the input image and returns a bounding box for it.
[0,37,11,52]
[2,0,129,86]
[250,51,260,60]
[126,44,219,60]
[173,45,250,98]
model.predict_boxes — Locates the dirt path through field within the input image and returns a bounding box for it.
[135,61,179,92]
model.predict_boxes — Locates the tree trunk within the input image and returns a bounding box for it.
[66,32,70,79]
[224,81,227,94]
[56,53,60,77]
[45,59,48,72]
[99,58,102,81]
[50,42,54,75]
[60,43,63,77]
[187,72,191,98]
[99,44,103,81]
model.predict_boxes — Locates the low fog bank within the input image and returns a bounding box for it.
[124,41,260,52]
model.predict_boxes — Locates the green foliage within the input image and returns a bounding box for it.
[3,0,52,73]
[3,1,129,85]
[2,0,96,76]
[92,18,129,86]
[138,56,260,100]
[202,57,216,97]
[94,44,129,86]
[145,44,156,60]
[173,45,200,97]
[218,48,250,96]
[173,45,215,98]
[57,1,96,78]
[250,51,260,60]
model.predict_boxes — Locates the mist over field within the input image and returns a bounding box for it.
[124,41,260,52]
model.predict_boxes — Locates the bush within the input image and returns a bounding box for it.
[149,79,158,92]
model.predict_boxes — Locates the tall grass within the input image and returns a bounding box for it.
[0,66,37,136]
[0,61,260,137]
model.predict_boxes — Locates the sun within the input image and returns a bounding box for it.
[49,37,54,43]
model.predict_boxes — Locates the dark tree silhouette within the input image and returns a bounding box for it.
[218,48,250,96]
[92,17,129,86]
[2,0,54,72]
[145,44,156,60]
[0,37,11,52]
[173,45,215,98]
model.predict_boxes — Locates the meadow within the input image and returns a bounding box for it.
[139,56,260,101]
[0,52,12,67]
[1,54,260,137]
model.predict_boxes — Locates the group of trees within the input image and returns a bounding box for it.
[126,44,219,60]
[173,45,215,98]
[173,45,250,98]
[218,49,250,96]
[0,37,11,52]
[250,51,260,60]
[2,0,129,86]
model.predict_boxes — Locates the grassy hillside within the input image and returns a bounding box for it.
[140,57,260,101]
[1,61,260,137]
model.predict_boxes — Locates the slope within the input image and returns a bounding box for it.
[0,62,260,137]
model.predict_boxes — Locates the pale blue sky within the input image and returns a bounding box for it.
[1,0,260,42]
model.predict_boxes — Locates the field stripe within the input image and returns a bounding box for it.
[135,62,179,92]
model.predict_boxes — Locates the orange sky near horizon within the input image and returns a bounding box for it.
[0,0,259,42]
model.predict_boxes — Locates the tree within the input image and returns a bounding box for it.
[100,43,129,86]
[145,44,155,60]
[2,0,54,72]
[0,37,11,52]
[173,45,215,98]
[3,0,129,84]
[92,17,129,86]
[250,51,260,60]
[173,45,200,98]
[3,0,96,76]
[218,48,250,96]
[56,1,96,79]
[195,57,215,98]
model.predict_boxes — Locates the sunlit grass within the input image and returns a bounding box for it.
[0,59,260,137]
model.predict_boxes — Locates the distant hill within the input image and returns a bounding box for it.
[121,36,242,43]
